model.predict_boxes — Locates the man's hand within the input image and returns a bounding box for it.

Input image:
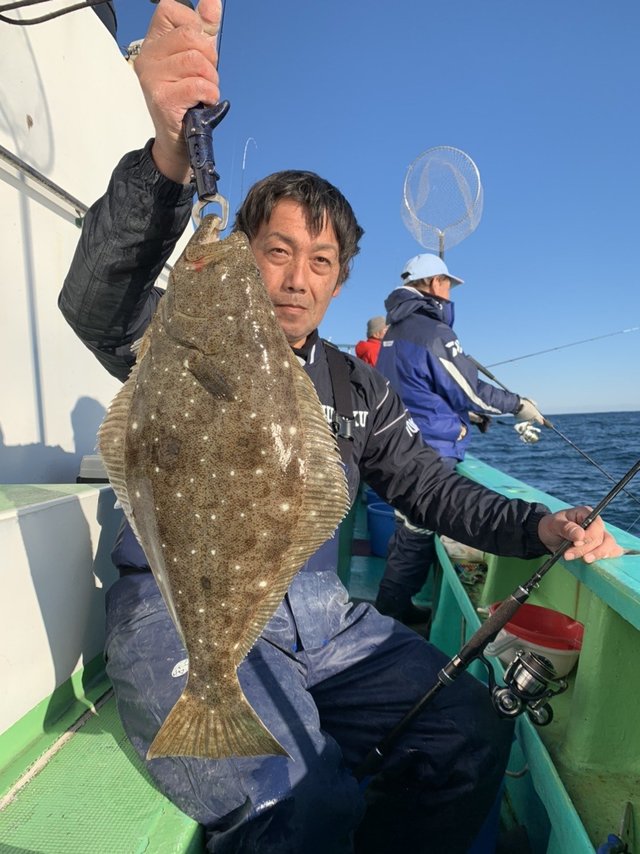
[537,507,624,563]
[515,398,544,425]
[135,0,222,183]
[469,412,491,433]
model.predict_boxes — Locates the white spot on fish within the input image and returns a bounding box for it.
[258,580,267,588]
[281,503,290,512]
[190,549,196,555]
[203,435,209,441]
[250,413,257,419]
[289,426,297,435]
[256,468,263,475]
[270,423,293,467]
[211,514,216,520]
[283,360,290,368]
[230,470,235,476]
[132,421,138,430]
[198,608,204,613]
[135,490,141,498]
[210,548,216,555]
[176,492,182,498]
[227,315,234,321]
[198,638,203,644]
[155,466,160,473]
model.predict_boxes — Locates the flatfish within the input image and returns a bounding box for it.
[98,216,349,760]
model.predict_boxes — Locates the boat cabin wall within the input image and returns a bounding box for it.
[1,4,188,485]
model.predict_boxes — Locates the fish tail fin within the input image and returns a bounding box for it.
[147,689,289,760]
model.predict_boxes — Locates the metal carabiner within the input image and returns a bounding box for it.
[183,100,230,229]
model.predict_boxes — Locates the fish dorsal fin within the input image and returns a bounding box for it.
[97,348,186,644]
[97,359,142,543]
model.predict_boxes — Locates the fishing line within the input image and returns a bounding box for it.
[487,326,639,368]
[0,0,110,25]
[469,355,640,511]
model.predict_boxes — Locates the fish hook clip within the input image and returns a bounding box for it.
[183,100,231,230]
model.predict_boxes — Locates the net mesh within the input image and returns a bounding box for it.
[401,146,483,254]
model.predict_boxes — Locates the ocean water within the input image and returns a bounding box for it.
[467,410,640,539]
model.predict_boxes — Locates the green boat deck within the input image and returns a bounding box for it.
[1,459,639,852]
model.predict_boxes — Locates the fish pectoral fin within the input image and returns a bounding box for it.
[188,352,235,400]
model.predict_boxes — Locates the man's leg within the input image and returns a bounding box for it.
[105,573,365,854]
[308,608,514,854]
[375,519,436,623]
[375,458,457,624]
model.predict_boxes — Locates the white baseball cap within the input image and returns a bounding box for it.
[401,254,464,286]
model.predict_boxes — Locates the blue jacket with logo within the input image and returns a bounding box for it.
[376,286,521,461]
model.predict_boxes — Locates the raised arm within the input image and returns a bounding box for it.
[58,0,222,380]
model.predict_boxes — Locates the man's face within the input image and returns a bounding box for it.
[249,199,342,348]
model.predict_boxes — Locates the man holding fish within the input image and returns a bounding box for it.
[59,1,622,851]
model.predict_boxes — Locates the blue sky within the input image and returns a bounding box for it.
[113,0,639,414]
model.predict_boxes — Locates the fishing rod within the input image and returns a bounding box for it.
[486,326,639,368]
[355,457,640,780]
[469,355,640,512]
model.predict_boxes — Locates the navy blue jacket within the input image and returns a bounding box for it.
[376,286,521,461]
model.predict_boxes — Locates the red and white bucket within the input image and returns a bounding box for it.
[484,602,584,677]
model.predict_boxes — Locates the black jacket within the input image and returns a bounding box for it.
[59,141,550,560]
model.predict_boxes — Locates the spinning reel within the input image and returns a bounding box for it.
[479,649,568,726]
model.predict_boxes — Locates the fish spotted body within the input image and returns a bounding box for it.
[98,217,349,760]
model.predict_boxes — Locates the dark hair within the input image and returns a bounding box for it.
[233,170,364,285]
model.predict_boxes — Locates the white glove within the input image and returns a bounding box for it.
[515,398,544,424]
[514,421,541,444]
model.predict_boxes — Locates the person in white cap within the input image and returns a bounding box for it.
[374,253,543,624]
[355,315,388,366]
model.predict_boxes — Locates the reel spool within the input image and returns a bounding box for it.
[402,146,484,258]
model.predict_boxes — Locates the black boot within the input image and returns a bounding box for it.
[375,590,431,627]
[401,602,432,627]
